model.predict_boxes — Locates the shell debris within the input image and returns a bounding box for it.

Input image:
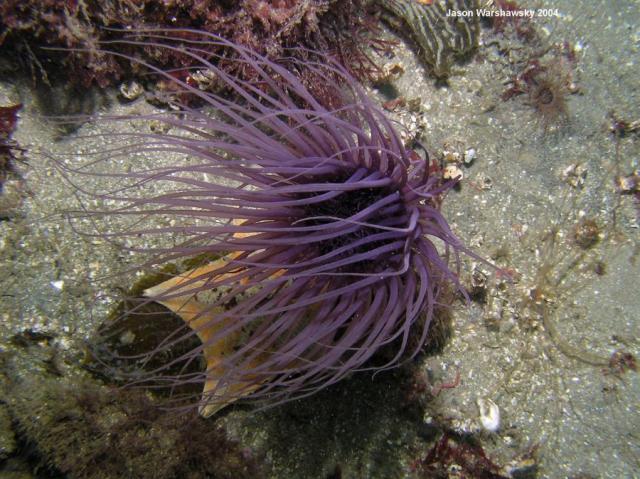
[477,397,500,432]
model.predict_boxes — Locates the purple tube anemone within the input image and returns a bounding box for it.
[66,30,470,416]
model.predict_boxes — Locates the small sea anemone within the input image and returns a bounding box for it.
[64,30,471,416]
[526,60,571,130]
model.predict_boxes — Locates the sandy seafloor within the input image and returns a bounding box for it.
[0,0,639,478]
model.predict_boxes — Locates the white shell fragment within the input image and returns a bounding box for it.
[477,397,500,432]
[443,164,464,181]
[443,150,461,163]
[118,81,144,101]
[464,148,477,165]
[49,280,64,291]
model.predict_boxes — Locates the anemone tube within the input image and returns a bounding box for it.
[65,30,471,416]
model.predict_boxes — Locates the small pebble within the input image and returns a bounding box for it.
[617,172,639,192]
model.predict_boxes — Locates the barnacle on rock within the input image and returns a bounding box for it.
[378,0,480,78]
